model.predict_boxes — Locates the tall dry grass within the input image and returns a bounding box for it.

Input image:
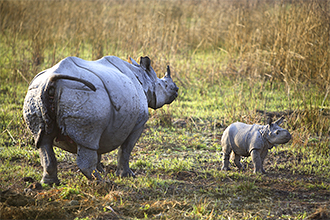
[1,0,329,88]
[1,0,329,149]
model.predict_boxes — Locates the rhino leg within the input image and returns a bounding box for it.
[38,134,60,185]
[233,153,244,171]
[260,149,268,174]
[77,146,101,180]
[116,127,144,177]
[251,149,262,174]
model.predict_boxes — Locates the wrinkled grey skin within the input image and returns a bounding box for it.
[221,117,291,174]
[23,56,178,184]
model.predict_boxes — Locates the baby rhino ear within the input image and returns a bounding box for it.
[274,116,285,125]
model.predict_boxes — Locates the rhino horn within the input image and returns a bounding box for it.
[130,57,140,66]
[165,65,171,78]
[140,56,151,71]
[274,116,285,125]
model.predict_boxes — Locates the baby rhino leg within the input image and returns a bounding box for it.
[251,149,262,173]
[260,149,269,174]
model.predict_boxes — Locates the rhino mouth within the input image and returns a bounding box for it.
[166,91,178,104]
[282,134,292,143]
[273,132,292,144]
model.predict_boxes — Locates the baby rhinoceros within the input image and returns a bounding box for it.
[221,117,291,174]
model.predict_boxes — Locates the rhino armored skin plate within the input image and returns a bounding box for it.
[23,56,178,184]
[221,117,291,174]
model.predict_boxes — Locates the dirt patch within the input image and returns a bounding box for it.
[0,190,73,220]
[173,170,198,181]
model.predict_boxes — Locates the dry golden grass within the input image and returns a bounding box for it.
[1,0,329,87]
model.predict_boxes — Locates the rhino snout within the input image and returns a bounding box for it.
[166,90,178,105]
[284,132,292,142]
[169,85,179,102]
[272,130,291,144]
[174,85,179,92]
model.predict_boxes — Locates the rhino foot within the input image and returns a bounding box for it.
[41,175,60,186]
[238,167,245,172]
[97,162,105,173]
[115,168,136,178]
[221,166,231,171]
[253,169,265,174]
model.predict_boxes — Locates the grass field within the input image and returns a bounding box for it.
[1,0,330,219]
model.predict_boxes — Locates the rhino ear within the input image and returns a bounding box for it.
[274,116,285,125]
[140,56,151,71]
[130,57,140,66]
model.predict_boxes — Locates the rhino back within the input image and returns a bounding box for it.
[24,58,104,141]
[96,56,149,153]
[56,84,139,152]
[53,56,147,115]
[222,123,263,156]
[56,59,141,151]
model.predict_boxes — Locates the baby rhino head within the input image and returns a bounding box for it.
[266,116,291,145]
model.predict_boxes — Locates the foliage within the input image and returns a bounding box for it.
[0,0,329,219]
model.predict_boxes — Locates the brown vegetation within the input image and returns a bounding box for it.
[1,0,329,86]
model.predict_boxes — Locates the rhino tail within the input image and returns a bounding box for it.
[35,74,96,148]
[48,74,96,92]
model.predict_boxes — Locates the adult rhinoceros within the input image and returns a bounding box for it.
[23,56,178,185]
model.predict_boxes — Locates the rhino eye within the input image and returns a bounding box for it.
[275,130,279,135]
